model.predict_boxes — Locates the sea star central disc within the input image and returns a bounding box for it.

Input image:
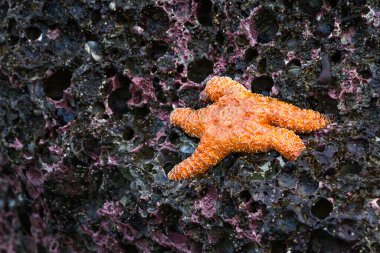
[168,76,329,180]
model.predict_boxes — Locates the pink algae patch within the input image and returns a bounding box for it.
[194,185,218,219]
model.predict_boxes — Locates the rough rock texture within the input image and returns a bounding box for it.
[0,0,379,252]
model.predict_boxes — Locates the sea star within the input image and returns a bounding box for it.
[168,76,330,180]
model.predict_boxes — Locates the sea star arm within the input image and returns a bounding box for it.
[170,108,205,138]
[267,127,306,160]
[230,123,273,153]
[268,100,330,133]
[167,137,228,180]
[205,76,248,102]
[232,124,306,160]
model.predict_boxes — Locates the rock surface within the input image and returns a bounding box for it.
[0,0,379,252]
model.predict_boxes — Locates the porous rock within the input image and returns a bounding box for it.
[0,0,379,252]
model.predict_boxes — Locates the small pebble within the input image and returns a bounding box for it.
[288,65,301,77]
[315,23,332,37]
[84,41,103,61]
[180,144,195,154]
[0,33,6,44]
[109,2,116,11]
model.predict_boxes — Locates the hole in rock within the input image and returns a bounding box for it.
[215,30,225,45]
[43,68,72,100]
[123,127,134,141]
[214,237,234,253]
[314,93,339,115]
[25,26,41,40]
[241,243,262,253]
[239,190,251,202]
[331,50,343,63]
[287,59,301,67]
[127,213,147,231]
[245,48,258,63]
[153,77,167,103]
[146,40,168,60]
[108,88,131,116]
[115,10,133,25]
[248,201,260,213]
[297,0,323,15]
[187,58,214,83]
[131,105,150,118]
[144,163,154,170]
[17,207,31,234]
[340,161,361,175]
[37,244,47,253]
[121,244,139,253]
[222,193,237,218]
[184,21,193,27]
[254,9,279,44]
[236,34,248,47]
[359,69,371,79]
[326,0,338,7]
[282,0,294,8]
[258,58,267,73]
[365,36,378,48]
[297,176,319,196]
[160,150,181,174]
[118,74,131,88]
[311,197,333,219]
[91,10,101,24]
[286,59,302,75]
[251,75,274,96]
[7,18,19,45]
[139,6,169,36]
[271,240,287,253]
[136,145,155,160]
[176,64,184,73]
[8,18,16,32]
[308,230,351,252]
[91,102,105,115]
[83,138,101,156]
[157,203,182,227]
[0,4,9,21]
[104,66,117,78]
[196,0,213,26]
[168,131,179,144]
[174,82,181,89]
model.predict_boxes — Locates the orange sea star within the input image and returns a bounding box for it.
[168,76,330,180]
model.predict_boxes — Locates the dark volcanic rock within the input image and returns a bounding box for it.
[1,0,380,252]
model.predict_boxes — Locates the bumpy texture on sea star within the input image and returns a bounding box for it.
[168,76,330,180]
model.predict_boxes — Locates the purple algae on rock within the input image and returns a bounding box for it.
[0,0,380,252]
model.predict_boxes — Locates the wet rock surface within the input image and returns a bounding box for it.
[0,0,379,252]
